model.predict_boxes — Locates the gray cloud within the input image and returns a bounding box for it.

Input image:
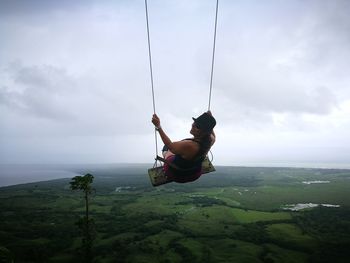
[209,0,349,125]
[1,0,350,165]
[1,62,76,120]
[0,0,95,15]
[0,60,152,137]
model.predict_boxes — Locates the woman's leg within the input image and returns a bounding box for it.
[162,145,174,158]
[164,150,175,159]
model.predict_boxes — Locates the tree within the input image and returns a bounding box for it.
[70,173,95,263]
[0,246,14,263]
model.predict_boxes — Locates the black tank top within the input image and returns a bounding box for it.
[171,139,206,175]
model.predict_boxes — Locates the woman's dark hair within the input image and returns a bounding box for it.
[197,132,212,158]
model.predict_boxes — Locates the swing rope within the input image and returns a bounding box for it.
[144,0,159,158]
[208,0,219,111]
[145,0,219,159]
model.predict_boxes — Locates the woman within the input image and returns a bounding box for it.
[151,111,216,183]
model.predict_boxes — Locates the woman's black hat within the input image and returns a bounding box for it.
[192,112,216,132]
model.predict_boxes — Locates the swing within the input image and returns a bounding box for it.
[144,0,219,186]
[148,154,216,186]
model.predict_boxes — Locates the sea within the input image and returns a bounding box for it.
[0,164,84,187]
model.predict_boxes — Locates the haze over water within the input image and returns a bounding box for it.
[0,164,82,187]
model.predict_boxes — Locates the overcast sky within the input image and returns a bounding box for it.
[1,0,349,167]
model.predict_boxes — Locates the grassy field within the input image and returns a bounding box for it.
[0,165,350,262]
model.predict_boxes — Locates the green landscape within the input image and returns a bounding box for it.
[1,165,350,263]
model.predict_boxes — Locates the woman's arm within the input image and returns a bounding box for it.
[152,114,172,145]
[152,114,195,156]
[156,126,172,148]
